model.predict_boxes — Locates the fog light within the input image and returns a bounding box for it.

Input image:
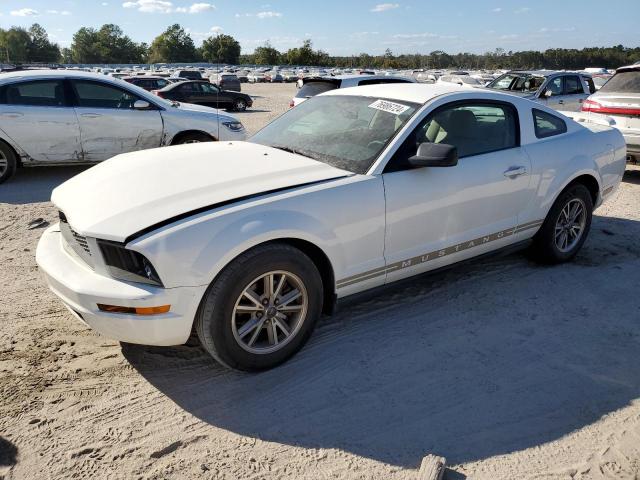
[97,304,171,315]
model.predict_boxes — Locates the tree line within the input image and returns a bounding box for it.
[1,23,639,70]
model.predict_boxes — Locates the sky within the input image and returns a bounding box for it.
[0,0,638,56]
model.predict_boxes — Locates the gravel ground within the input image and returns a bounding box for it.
[1,83,640,480]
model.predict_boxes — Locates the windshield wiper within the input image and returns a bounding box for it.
[269,145,314,159]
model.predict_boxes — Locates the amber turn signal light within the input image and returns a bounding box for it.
[97,304,171,315]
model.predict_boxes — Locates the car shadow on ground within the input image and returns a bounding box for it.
[0,437,18,468]
[622,167,640,185]
[123,214,640,470]
[0,166,90,205]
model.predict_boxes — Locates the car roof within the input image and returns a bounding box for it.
[617,64,640,73]
[322,82,520,105]
[0,69,115,83]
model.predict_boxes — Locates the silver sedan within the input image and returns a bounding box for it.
[0,70,247,183]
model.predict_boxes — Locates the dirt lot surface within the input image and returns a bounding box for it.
[1,83,640,480]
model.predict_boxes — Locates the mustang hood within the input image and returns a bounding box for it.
[52,142,349,242]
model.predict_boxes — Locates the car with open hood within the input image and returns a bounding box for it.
[36,83,626,371]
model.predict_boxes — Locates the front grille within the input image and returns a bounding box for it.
[59,211,94,268]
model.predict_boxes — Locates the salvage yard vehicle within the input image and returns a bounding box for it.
[0,71,246,184]
[291,74,416,107]
[122,75,170,91]
[579,64,640,163]
[153,80,253,111]
[36,84,626,371]
[487,70,596,112]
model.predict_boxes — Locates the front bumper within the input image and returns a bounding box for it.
[218,127,247,142]
[36,225,207,346]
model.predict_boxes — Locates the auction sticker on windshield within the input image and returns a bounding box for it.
[368,99,410,115]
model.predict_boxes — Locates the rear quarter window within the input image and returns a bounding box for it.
[533,108,567,139]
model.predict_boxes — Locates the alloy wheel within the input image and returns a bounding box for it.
[554,198,587,253]
[231,270,308,354]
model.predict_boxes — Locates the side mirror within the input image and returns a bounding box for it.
[133,100,151,110]
[408,143,458,168]
[543,89,553,98]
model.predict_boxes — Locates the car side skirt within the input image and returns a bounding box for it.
[336,220,544,289]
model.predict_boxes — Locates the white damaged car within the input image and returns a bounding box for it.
[0,70,246,184]
[36,84,626,371]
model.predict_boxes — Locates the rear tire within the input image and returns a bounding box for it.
[195,243,323,371]
[233,99,247,111]
[174,132,214,144]
[0,141,17,185]
[529,183,593,264]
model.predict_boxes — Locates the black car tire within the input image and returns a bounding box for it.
[529,183,593,264]
[195,243,323,371]
[0,141,17,185]
[233,98,247,111]
[174,132,214,144]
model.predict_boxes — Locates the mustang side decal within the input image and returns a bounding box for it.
[336,219,544,288]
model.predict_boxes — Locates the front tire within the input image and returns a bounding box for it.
[0,141,17,185]
[530,183,593,264]
[195,244,323,371]
[174,132,214,144]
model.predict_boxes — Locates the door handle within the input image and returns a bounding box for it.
[558,100,564,105]
[504,166,527,178]
[80,113,102,118]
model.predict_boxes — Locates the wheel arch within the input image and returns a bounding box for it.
[564,174,600,207]
[210,237,337,316]
[0,135,23,167]
[170,130,217,145]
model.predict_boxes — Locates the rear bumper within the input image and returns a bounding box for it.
[36,225,207,346]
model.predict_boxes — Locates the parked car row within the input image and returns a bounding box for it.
[0,71,246,183]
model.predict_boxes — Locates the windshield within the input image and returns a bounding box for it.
[599,71,640,93]
[487,73,545,92]
[249,95,419,174]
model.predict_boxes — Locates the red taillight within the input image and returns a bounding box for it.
[582,99,640,116]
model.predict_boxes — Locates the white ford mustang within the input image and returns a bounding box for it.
[36,84,626,371]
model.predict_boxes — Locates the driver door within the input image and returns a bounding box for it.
[70,80,163,161]
[382,101,533,284]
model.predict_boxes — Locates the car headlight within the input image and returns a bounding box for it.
[97,240,163,287]
[222,121,244,132]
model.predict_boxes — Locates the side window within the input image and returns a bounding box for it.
[73,81,139,109]
[386,102,519,172]
[564,75,584,95]
[156,79,169,89]
[546,77,563,96]
[533,108,567,139]
[178,83,200,94]
[200,83,219,94]
[2,80,65,107]
[584,77,596,94]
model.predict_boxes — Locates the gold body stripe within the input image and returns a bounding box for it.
[336,220,544,288]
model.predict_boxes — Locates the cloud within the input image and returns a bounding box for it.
[122,0,173,13]
[102,2,109,5]
[350,31,379,39]
[10,8,38,16]
[514,7,531,13]
[539,26,576,33]
[499,34,519,40]
[491,7,502,12]
[175,2,215,13]
[235,11,282,18]
[210,26,223,34]
[47,10,72,15]
[371,3,399,12]
[256,11,282,18]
